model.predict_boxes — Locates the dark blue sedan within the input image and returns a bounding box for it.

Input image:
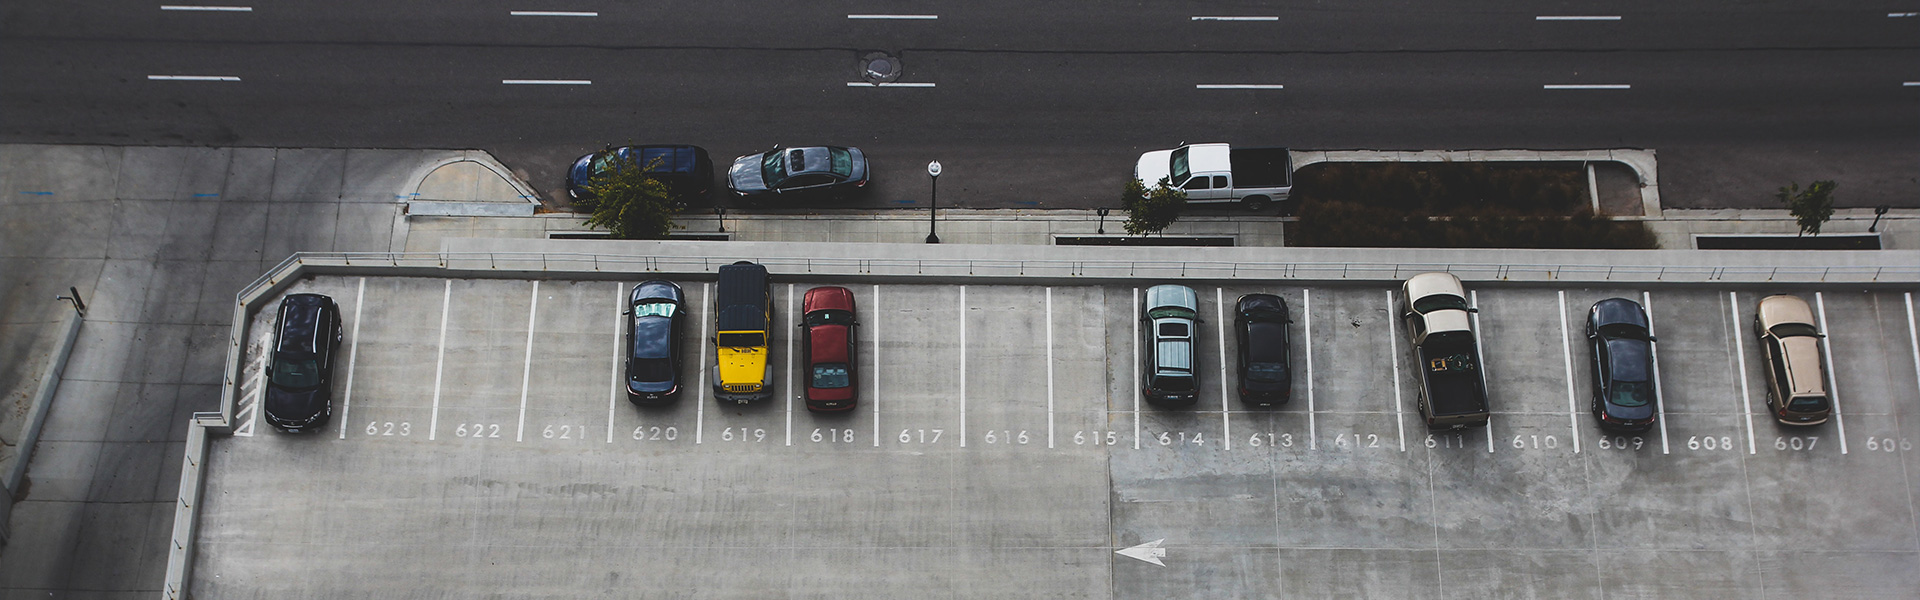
[1587,298,1659,431]
[726,146,868,199]
[567,145,713,204]
[626,280,686,404]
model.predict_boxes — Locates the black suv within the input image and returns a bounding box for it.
[1234,294,1293,406]
[264,293,343,433]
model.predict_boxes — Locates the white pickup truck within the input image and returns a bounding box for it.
[1133,144,1293,210]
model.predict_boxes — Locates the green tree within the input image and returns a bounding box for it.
[580,151,682,239]
[1123,177,1186,235]
[1776,180,1837,236]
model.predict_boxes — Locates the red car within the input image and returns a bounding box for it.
[801,286,859,411]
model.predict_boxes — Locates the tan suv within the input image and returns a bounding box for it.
[1754,295,1830,425]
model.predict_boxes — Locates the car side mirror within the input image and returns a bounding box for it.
[1467,307,1479,313]
[1647,335,1658,342]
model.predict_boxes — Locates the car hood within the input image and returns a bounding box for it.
[265,386,326,423]
[1135,150,1173,187]
[728,153,769,194]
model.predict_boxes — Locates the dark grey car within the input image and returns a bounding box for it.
[1587,297,1658,431]
[627,280,686,404]
[726,146,868,199]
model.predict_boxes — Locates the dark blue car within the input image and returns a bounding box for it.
[1587,298,1659,431]
[626,280,686,404]
[567,145,713,204]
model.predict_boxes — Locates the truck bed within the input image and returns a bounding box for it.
[1418,343,1489,419]
[1229,147,1292,189]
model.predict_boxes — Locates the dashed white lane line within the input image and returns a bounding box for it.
[959,285,968,448]
[428,280,451,441]
[696,282,710,444]
[1905,82,1920,87]
[872,285,882,448]
[1197,84,1285,90]
[516,281,539,442]
[1305,289,1316,450]
[1470,290,1495,453]
[503,79,590,85]
[510,11,598,17]
[607,282,622,444]
[1729,291,1757,454]
[847,82,936,88]
[1557,291,1581,453]
[1216,288,1230,450]
[1388,290,1406,452]
[1545,84,1631,89]
[1047,287,1057,449]
[848,14,937,20]
[161,5,251,11]
[148,75,239,81]
[338,277,365,440]
[1644,291,1672,455]
[1536,15,1620,21]
[1814,292,1849,454]
[1891,12,1919,18]
[1192,16,1278,21]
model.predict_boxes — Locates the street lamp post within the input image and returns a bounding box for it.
[1870,204,1891,233]
[926,161,942,244]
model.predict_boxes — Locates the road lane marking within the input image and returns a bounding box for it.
[847,82,936,87]
[1216,288,1230,450]
[1470,290,1494,453]
[872,285,881,447]
[510,11,598,17]
[1906,82,1920,87]
[1193,16,1278,21]
[1047,287,1057,449]
[1197,84,1284,90]
[607,282,621,443]
[1536,15,1620,21]
[959,285,968,447]
[503,79,590,85]
[1132,287,1141,450]
[1388,290,1405,452]
[1729,292,1756,454]
[1643,292,1672,454]
[428,280,450,440]
[516,281,539,442]
[1814,292,1848,454]
[1544,84,1630,89]
[338,277,365,439]
[161,5,251,11]
[848,14,937,19]
[697,282,710,444]
[148,75,239,81]
[1557,291,1581,453]
[785,283,795,446]
[1306,289,1316,450]
[1891,12,1919,17]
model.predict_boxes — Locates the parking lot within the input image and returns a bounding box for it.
[194,275,1920,598]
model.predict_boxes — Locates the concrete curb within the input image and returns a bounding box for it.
[0,311,82,548]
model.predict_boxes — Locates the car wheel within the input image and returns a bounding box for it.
[1242,195,1270,211]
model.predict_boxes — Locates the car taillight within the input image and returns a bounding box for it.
[855,179,868,187]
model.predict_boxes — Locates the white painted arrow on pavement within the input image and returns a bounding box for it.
[1116,539,1167,566]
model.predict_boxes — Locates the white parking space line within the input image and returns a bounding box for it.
[1192,16,1278,21]
[1557,291,1581,453]
[338,277,365,439]
[959,285,968,448]
[1047,287,1057,449]
[1216,288,1230,450]
[148,75,239,81]
[1544,84,1631,90]
[502,79,590,85]
[161,5,251,11]
[785,284,796,447]
[1644,291,1672,454]
[1132,287,1141,450]
[1470,290,1495,453]
[846,82,937,88]
[872,285,881,447]
[516,281,539,442]
[1388,290,1406,452]
[1197,84,1285,90]
[607,283,622,443]
[427,280,450,440]
[1536,15,1620,21]
[1907,293,1919,399]
[847,14,937,19]
[1306,289,1318,449]
[1729,292,1757,454]
[697,282,710,444]
[1814,292,1849,454]
[509,11,598,17]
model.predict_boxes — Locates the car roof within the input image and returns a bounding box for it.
[1404,272,1465,301]
[276,294,329,353]
[808,323,850,363]
[1605,339,1651,381]
[1145,285,1198,311]
[1758,294,1815,330]
[782,147,842,176]
[1591,298,1647,329]
[1185,144,1232,172]
[803,286,855,312]
[1780,336,1827,396]
[632,318,673,359]
[1425,310,1472,333]
[1155,340,1192,372]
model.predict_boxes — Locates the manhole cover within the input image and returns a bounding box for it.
[860,52,902,83]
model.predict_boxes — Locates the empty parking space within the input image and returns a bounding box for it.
[198,275,1920,597]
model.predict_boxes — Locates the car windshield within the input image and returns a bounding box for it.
[629,357,673,382]
[270,356,321,389]
[1608,380,1652,408]
[718,332,765,347]
[632,302,676,318]
[829,148,853,177]
[590,152,622,175]
[1246,363,1287,383]
[1771,323,1819,338]
[1413,294,1469,313]
[1152,375,1194,392]
[1787,395,1828,412]
[812,363,850,389]
[760,151,787,185]
[1170,147,1191,185]
[806,310,853,327]
[1598,322,1647,339]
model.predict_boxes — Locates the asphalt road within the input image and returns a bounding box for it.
[2,1,1914,210]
